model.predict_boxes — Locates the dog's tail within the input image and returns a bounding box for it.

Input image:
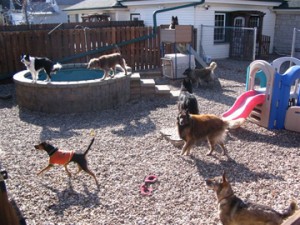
[210,61,217,69]
[223,118,245,129]
[209,62,217,77]
[281,201,298,219]
[52,63,62,72]
[83,138,95,156]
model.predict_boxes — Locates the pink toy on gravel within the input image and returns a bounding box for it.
[140,175,158,196]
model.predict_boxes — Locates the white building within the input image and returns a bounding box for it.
[64,0,283,59]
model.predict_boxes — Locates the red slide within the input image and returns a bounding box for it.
[222,90,265,121]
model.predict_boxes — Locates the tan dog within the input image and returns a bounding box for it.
[177,109,244,156]
[206,172,297,225]
[87,53,127,79]
[183,61,217,87]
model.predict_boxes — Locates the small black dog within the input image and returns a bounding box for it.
[169,16,179,29]
[178,78,199,114]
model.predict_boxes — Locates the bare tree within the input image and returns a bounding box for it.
[22,0,29,25]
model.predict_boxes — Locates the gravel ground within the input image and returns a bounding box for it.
[0,59,300,225]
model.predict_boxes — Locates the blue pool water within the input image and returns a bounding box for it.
[25,68,104,81]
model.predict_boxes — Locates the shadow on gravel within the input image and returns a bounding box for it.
[189,155,283,183]
[189,77,241,108]
[231,127,299,148]
[188,58,251,107]
[216,59,251,84]
[0,84,16,110]
[18,97,176,140]
[43,180,100,215]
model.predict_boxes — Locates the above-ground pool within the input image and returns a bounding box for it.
[33,66,105,82]
[13,63,131,113]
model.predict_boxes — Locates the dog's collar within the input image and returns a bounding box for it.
[48,147,58,156]
[218,193,234,205]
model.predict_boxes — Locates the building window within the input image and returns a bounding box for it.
[130,13,141,21]
[249,16,260,28]
[234,17,245,27]
[214,13,226,43]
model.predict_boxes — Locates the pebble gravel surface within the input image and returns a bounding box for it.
[0,59,299,225]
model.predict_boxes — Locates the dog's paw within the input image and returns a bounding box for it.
[206,151,213,156]
[180,151,189,156]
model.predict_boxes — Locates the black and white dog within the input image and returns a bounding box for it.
[21,54,62,83]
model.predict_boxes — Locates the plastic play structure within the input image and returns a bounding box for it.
[222,57,300,132]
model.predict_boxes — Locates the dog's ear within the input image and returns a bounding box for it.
[87,58,97,69]
[222,171,228,183]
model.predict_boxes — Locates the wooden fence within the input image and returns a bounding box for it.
[0,26,162,77]
[0,21,144,31]
[0,24,196,78]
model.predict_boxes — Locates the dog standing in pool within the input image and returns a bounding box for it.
[87,53,127,80]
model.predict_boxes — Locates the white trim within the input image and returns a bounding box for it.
[124,0,281,7]
[274,9,300,14]
[206,0,281,7]
[124,0,198,6]
[234,16,245,27]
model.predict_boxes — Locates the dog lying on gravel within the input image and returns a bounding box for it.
[206,172,297,225]
[87,52,127,80]
[177,109,244,156]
